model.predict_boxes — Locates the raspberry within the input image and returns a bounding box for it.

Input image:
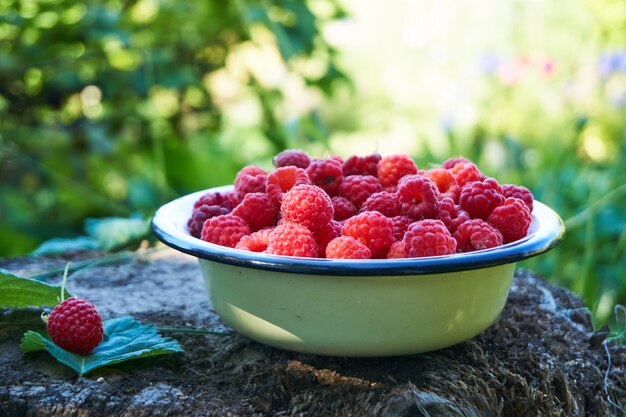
[342,211,395,259]
[325,236,372,259]
[453,219,503,252]
[391,215,413,241]
[449,162,485,188]
[332,196,357,221]
[306,157,343,197]
[397,175,439,220]
[46,297,104,355]
[342,153,381,177]
[360,191,401,217]
[403,219,457,258]
[187,205,230,238]
[387,240,406,259]
[232,192,278,231]
[272,149,312,169]
[339,175,383,208]
[201,214,250,248]
[487,197,532,243]
[266,223,318,257]
[266,166,311,206]
[193,191,237,211]
[281,184,334,232]
[377,154,418,187]
[441,156,472,170]
[234,165,267,198]
[501,184,534,213]
[235,228,272,252]
[459,178,505,220]
[437,197,470,234]
[423,168,460,201]
[313,221,340,258]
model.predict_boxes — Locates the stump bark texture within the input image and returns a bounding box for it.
[0,250,624,417]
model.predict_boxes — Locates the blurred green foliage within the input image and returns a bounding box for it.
[1,0,625,324]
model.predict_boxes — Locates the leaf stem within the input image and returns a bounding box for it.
[60,262,71,302]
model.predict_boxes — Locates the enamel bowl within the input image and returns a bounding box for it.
[152,186,564,357]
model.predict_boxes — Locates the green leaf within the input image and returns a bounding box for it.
[607,304,626,345]
[20,317,183,376]
[31,236,101,255]
[85,216,151,250]
[0,269,71,308]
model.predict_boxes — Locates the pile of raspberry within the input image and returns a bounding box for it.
[187,150,534,260]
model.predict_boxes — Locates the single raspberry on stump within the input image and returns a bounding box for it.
[403,219,457,258]
[235,228,272,252]
[423,168,460,201]
[397,175,439,220]
[377,154,418,187]
[342,211,395,259]
[272,149,312,169]
[339,175,383,208]
[453,219,503,252]
[193,191,237,211]
[387,240,407,259]
[232,192,278,232]
[501,184,534,213]
[281,184,334,232]
[441,156,472,170]
[187,205,230,238]
[331,196,357,221]
[234,165,267,199]
[391,215,413,241]
[487,197,532,243]
[342,153,381,177]
[46,297,104,355]
[266,166,311,206]
[326,236,372,259]
[201,214,250,248]
[306,157,343,197]
[361,191,401,217]
[437,197,470,234]
[449,162,484,188]
[266,223,318,258]
[459,178,505,220]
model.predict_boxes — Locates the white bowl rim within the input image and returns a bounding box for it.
[151,185,565,276]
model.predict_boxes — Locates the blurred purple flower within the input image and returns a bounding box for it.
[599,51,626,77]
[477,52,501,75]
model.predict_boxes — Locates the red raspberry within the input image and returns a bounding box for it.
[306,157,343,197]
[403,219,457,258]
[459,178,505,220]
[201,214,250,248]
[339,175,383,208]
[397,175,439,220]
[235,228,272,252]
[266,166,311,206]
[46,297,104,355]
[325,236,372,259]
[313,221,340,258]
[453,219,503,252]
[361,191,401,217]
[488,197,532,243]
[377,154,418,187]
[332,196,357,221]
[187,205,230,238]
[272,149,312,169]
[232,192,278,231]
[441,156,472,170]
[281,184,334,232]
[342,211,395,259]
[449,162,484,188]
[266,223,318,257]
[423,168,460,201]
[391,215,413,241]
[342,153,381,177]
[193,191,237,211]
[501,184,534,213]
[437,197,470,234]
[234,165,267,199]
[387,240,406,259]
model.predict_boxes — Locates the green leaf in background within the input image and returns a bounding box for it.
[85,216,151,251]
[31,237,101,256]
[607,305,626,345]
[0,269,71,308]
[20,316,183,376]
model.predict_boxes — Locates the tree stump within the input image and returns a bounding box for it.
[1,250,624,417]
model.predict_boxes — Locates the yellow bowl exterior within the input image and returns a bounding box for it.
[200,260,515,357]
